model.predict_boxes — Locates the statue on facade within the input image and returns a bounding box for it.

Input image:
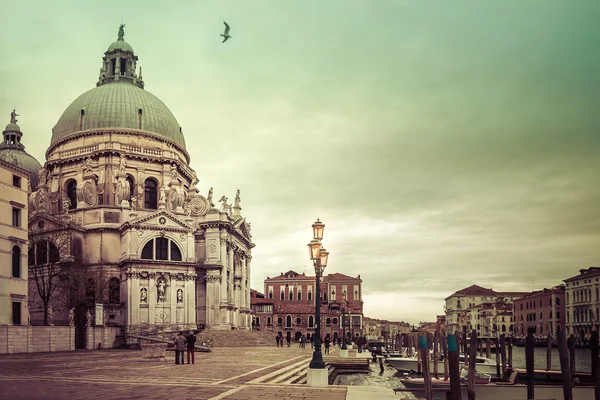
[47,306,53,325]
[38,167,48,187]
[157,280,166,302]
[68,308,75,327]
[26,304,31,326]
[103,310,108,327]
[191,170,199,187]
[140,287,147,303]
[62,197,71,213]
[130,196,137,211]
[177,289,183,303]
[207,187,215,207]
[85,310,92,326]
[170,163,178,180]
[10,109,19,124]
[118,153,127,174]
[184,201,191,217]
[82,157,94,175]
[118,23,125,40]
[159,186,166,204]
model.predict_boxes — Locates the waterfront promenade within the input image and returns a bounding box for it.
[0,346,401,400]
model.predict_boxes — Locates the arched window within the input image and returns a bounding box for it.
[108,277,120,304]
[308,292,312,301]
[280,292,285,300]
[289,291,293,300]
[140,238,183,261]
[295,317,301,325]
[268,291,273,299]
[144,178,158,209]
[297,292,302,300]
[12,245,21,278]
[323,292,327,302]
[308,315,314,328]
[286,315,292,328]
[267,317,272,325]
[325,317,331,326]
[67,180,77,209]
[277,317,283,326]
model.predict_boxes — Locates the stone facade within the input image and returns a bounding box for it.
[513,285,565,338]
[26,27,254,333]
[444,284,527,334]
[564,267,600,341]
[0,160,30,326]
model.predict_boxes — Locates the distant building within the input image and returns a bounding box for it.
[0,159,30,326]
[250,289,274,330]
[564,267,600,341]
[363,317,411,341]
[467,301,514,338]
[445,285,528,334]
[513,285,565,338]
[436,315,446,332]
[419,321,438,333]
[262,270,364,343]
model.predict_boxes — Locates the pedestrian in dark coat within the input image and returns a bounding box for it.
[276,334,280,347]
[186,330,197,364]
[324,337,331,355]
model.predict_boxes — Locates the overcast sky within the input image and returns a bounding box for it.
[1,1,598,324]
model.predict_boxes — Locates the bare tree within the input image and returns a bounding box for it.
[28,224,73,325]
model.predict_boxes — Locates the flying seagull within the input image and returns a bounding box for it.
[221,22,231,43]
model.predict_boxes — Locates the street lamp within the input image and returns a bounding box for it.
[306,219,329,384]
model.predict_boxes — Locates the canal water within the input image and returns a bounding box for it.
[334,347,594,398]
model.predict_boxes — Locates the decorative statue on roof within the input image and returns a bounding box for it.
[191,170,199,187]
[38,167,48,187]
[207,187,215,208]
[219,195,231,214]
[118,24,125,40]
[82,157,94,175]
[10,109,19,124]
[234,190,241,208]
[62,197,71,213]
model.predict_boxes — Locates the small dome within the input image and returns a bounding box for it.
[52,82,186,149]
[4,123,20,132]
[107,38,134,53]
[0,148,42,189]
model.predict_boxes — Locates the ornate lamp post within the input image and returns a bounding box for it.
[341,307,348,350]
[306,219,330,386]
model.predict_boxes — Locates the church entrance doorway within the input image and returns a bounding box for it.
[294,331,302,342]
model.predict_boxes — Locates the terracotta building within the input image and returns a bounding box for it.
[513,285,565,338]
[257,270,364,343]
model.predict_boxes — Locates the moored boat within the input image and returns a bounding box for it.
[387,354,497,375]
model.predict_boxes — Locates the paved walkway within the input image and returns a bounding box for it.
[0,346,403,400]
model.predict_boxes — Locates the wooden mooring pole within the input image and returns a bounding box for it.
[468,329,477,400]
[591,330,599,400]
[546,334,553,371]
[500,334,507,375]
[485,338,491,359]
[507,336,513,368]
[495,337,501,378]
[443,330,449,381]
[557,329,573,400]
[420,334,433,400]
[526,329,535,400]
[447,333,462,400]
[433,331,439,379]
[569,334,576,373]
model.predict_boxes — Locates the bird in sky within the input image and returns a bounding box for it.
[221,22,231,43]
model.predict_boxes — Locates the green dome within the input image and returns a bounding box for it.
[107,38,134,52]
[0,147,42,188]
[51,82,186,149]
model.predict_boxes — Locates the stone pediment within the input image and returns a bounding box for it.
[28,212,85,234]
[125,210,194,232]
[233,217,252,241]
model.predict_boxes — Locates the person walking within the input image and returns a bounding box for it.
[186,330,197,364]
[174,331,187,365]
[286,335,291,347]
[278,333,284,347]
[276,334,280,347]
[324,336,331,355]
[301,334,306,349]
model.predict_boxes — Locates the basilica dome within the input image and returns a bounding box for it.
[51,82,186,149]
[50,29,186,150]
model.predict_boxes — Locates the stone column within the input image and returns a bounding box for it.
[240,256,247,329]
[246,256,252,329]
[228,246,234,305]
[186,275,196,329]
[220,239,228,305]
